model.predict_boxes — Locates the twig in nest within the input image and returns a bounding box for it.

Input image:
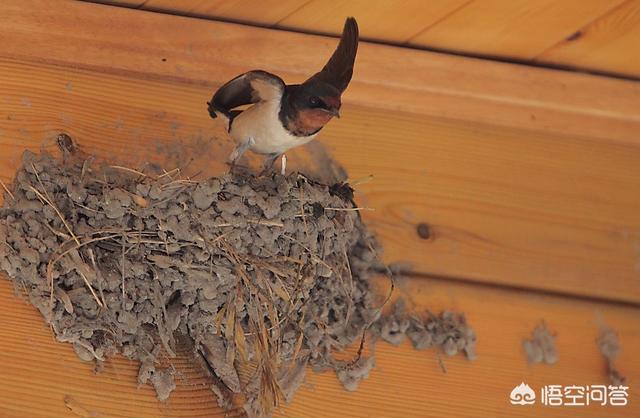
[350,243,395,366]
[348,174,374,187]
[42,222,71,240]
[291,316,306,362]
[149,186,188,208]
[248,219,285,227]
[86,248,107,308]
[341,247,354,324]
[160,179,199,190]
[29,165,80,246]
[370,248,396,311]
[324,207,374,212]
[158,167,181,180]
[72,201,100,213]
[219,240,285,412]
[0,178,15,201]
[77,270,104,308]
[46,233,121,304]
[250,261,307,336]
[80,156,95,181]
[281,234,334,272]
[121,235,126,309]
[213,219,285,228]
[19,279,29,299]
[251,301,283,415]
[109,165,156,180]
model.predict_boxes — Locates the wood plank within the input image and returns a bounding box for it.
[536,0,640,78]
[276,0,470,43]
[408,0,625,60]
[1,274,639,417]
[3,0,640,147]
[142,0,310,25]
[86,0,640,78]
[2,57,640,304]
[138,0,469,41]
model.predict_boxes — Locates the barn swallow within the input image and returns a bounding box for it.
[207,17,359,174]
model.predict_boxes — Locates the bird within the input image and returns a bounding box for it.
[207,17,359,175]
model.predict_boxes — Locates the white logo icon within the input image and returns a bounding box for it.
[510,382,536,405]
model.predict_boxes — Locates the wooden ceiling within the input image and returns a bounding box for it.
[3,2,640,416]
[94,0,640,79]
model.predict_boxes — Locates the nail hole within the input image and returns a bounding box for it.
[566,31,582,42]
[416,223,431,240]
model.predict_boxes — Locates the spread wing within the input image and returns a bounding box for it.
[304,17,359,93]
[207,70,285,119]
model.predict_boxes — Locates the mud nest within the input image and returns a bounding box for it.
[0,150,383,416]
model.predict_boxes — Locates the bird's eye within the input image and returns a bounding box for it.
[309,96,322,107]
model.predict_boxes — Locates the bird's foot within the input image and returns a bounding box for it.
[258,153,281,177]
[226,160,251,176]
[280,154,287,176]
[258,166,273,177]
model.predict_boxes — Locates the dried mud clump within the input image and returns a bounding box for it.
[0,151,382,417]
[373,300,478,361]
[523,321,558,365]
[597,327,626,385]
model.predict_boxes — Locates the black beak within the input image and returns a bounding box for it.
[329,108,340,118]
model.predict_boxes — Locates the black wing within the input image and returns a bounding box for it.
[207,70,285,119]
[304,17,359,93]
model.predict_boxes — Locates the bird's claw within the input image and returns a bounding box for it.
[226,160,251,176]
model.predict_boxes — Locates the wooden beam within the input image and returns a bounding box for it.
[3,0,640,146]
[2,56,640,303]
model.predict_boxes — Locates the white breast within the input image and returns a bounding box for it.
[229,100,316,156]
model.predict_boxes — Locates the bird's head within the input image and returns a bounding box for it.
[280,17,358,136]
[295,81,342,126]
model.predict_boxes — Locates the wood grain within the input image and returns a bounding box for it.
[6,0,640,146]
[106,0,471,41]
[1,274,639,417]
[2,57,640,304]
[142,0,310,25]
[84,0,640,78]
[277,0,470,43]
[537,0,640,78]
[408,0,625,59]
